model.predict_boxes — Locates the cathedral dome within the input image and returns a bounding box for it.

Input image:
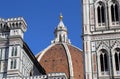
[37,15,84,79]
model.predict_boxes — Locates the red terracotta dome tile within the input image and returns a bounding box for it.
[37,43,84,79]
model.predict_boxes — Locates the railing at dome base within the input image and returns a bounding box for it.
[2,73,67,79]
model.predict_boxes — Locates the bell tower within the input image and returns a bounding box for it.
[82,0,120,79]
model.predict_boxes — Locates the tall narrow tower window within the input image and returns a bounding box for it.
[101,6,105,23]
[59,35,62,42]
[11,46,17,56]
[0,49,2,59]
[110,1,119,22]
[100,49,109,72]
[0,48,5,59]
[100,54,104,71]
[114,53,119,70]
[97,2,105,24]
[114,48,120,71]
[10,59,17,69]
[97,6,101,23]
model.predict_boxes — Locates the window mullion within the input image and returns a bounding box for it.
[100,6,102,24]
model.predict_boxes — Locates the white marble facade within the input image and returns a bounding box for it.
[83,0,120,79]
[0,17,41,78]
[0,17,67,79]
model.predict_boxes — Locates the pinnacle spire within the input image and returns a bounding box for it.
[60,13,63,21]
[51,13,71,44]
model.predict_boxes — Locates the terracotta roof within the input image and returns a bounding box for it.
[37,43,84,79]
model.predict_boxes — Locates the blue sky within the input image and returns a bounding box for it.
[0,0,82,55]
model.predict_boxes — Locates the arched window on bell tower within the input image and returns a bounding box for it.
[97,1,105,26]
[111,1,119,22]
[100,49,109,72]
[114,48,120,72]
[97,3,105,24]
[98,49,109,75]
[108,0,119,27]
[95,1,106,30]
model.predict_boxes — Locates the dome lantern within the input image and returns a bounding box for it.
[52,13,71,44]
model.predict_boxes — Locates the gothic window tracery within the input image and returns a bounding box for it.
[96,2,105,26]
[110,1,119,22]
[108,0,119,26]
[99,49,109,72]
[114,48,120,71]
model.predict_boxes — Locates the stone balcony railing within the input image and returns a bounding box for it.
[2,75,47,79]
[2,73,67,79]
